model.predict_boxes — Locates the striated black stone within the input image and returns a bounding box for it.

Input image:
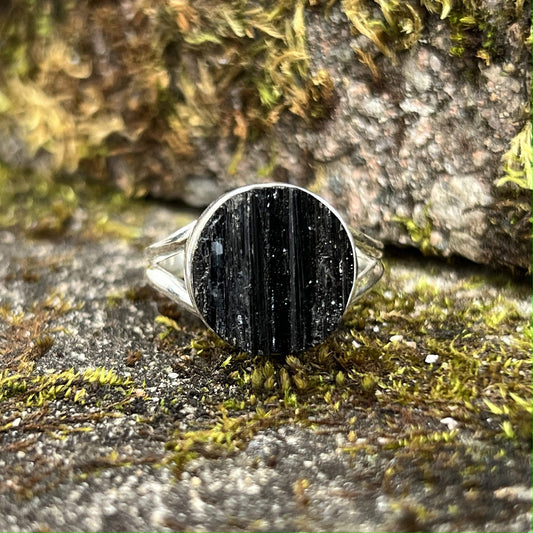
[191,185,355,355]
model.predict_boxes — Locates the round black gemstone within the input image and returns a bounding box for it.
[191,185,355,355]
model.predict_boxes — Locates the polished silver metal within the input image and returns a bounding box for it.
[145,183,384,326]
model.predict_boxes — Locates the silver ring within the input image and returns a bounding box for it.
[145,183,383,355]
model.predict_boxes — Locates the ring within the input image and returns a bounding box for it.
[145,183,384,355]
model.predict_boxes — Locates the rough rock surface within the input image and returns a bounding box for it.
[190,185,355,355]
[0,198,531,532]
[189,7,531,270]
[161,8,532,269]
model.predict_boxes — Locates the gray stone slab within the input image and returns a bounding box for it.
[0,205,531,532]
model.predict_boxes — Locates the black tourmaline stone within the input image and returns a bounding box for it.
[191,185,355,355]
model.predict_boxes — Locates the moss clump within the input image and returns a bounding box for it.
[0,0,326,188]
[164,405,285,474]
[343,0,529,70]
[393,207,436,255]
[343,0,424,61]
[158,0,314,128]
[485,119,533,271]
[0,367,133,412]
[497,120,532,191]
[0,164,147,241]
[0,165,77,238]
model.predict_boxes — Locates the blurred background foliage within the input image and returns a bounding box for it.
[0,0,330,195]
[0,0,530,238]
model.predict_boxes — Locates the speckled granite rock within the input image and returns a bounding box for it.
[0,199,531,532]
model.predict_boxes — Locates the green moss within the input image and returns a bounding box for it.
[486,119,533,267]
[0,165,148,241]
[497,121,532,191]
[342,0,527,68]
[0,0,61,78]
[393,207,436,255]
[155,0,328,162]
[0,367,133,411]
[154,260,531,472]
[0,165,76,238]
[164,405,285,475]
[0,0,528,202]
[343,0,424,60]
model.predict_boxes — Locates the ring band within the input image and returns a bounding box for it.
[145,183,383,355]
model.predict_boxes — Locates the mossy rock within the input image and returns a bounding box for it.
[0,207,531,530]
[0,0,531,269]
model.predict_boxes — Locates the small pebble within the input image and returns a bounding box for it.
[493,485,532,502]
[440,417,459,430]
[190,476,202,488]
[425,353,439,364]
